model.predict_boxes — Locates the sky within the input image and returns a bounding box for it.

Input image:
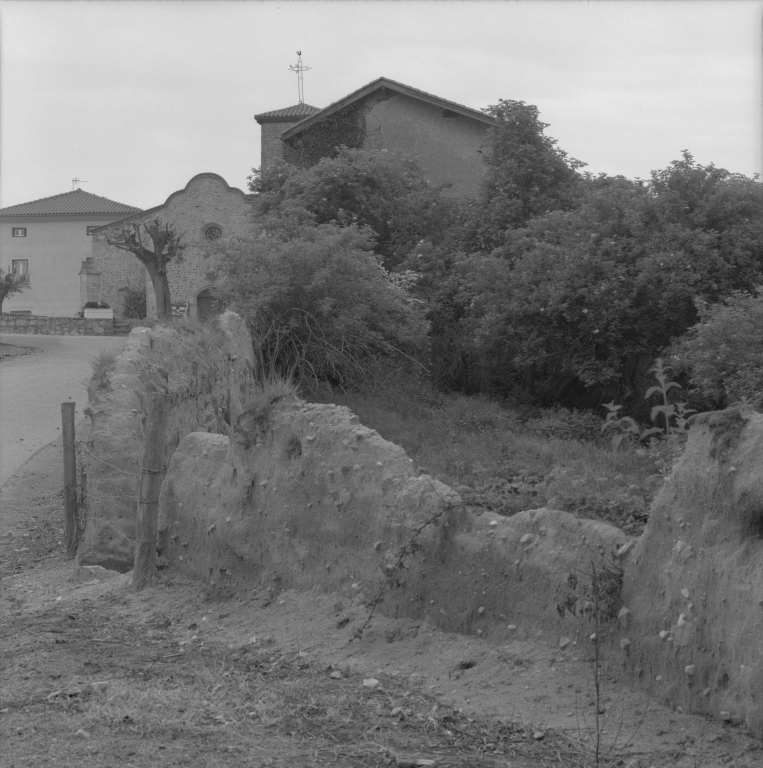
[0,0,761,210]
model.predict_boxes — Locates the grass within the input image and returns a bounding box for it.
[322,379,666,533]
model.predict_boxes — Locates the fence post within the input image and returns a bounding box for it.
[133,392,171,591]
[61,402,78,558]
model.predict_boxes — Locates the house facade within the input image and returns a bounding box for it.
[92,173,252,320]
[255,77,496,198]
[0,189,141,316]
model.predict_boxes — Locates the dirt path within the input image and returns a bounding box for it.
[1,443,762,767]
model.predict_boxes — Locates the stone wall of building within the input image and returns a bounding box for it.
[93,174,253,320]
[0,315,113,335]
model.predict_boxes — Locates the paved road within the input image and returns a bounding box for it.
[0,334,126,487]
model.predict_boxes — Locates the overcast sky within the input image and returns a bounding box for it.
[1,0,761,210]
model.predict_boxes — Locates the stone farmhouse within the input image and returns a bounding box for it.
[90,173,252,320]
[0,189,140,316]
[255,76,496,198]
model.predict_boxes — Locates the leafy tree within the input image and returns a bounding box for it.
[448,155,763,406]
[465,99,585,253]
[248,148,463,269]
[106,219,184,321]
[0,266,30,314]
[219,207,429,388]
[669,291,763,409]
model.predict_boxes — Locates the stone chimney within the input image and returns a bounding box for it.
[254,103,321,170]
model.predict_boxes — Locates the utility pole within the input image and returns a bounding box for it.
[289,51,311,104]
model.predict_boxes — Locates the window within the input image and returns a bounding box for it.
[12,259,29,276]
[204,225,222,241]
[12,227,26,237]
[86,226,99,235]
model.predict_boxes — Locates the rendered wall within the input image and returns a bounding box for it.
[78,311,258,571]
[1,219,125,316]
[362,92,490,198]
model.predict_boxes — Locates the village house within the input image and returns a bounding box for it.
[91,173,252,320]
[0,189,140,316]
[255,76,497,198]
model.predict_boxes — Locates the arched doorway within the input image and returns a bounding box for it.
[196,287,220,321]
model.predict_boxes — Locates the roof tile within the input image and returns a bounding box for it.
[0,189,141,218]
[254,103,321,123]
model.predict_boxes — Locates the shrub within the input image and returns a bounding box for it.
[669,291,763,408]
[121,287,146,319]
[220,211,429,389]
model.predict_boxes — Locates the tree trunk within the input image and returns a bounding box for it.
[145,261,172,321]
[153,273,173,321]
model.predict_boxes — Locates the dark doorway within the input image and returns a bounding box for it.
[196,288,219,321]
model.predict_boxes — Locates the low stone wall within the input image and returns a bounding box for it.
[0,315,113,336]
[159,397,627,644]
[622,407,763,738]
[78,311,258,571]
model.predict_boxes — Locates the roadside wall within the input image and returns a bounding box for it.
[78,311,257,571]
[622,407,763,738]
[159,397,626,643]
[0,316,113,335]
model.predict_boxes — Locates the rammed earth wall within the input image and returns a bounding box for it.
[0,316,113,335]
[78,312,258,571]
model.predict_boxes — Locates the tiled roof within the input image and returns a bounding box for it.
[0,189,141,218]
[281,77,497,140]
[254,103,321,123]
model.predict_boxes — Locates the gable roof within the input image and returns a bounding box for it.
[281,77,497,140]
[0,188,141,220]
[254,103,321,124]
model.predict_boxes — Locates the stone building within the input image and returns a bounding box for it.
[255,77,497,198]
[0,189,140,316]
[91,173,252,320]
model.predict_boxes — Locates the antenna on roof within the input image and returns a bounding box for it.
[289,51,311,104]
[72,178,88,191]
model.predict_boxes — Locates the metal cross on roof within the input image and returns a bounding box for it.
[289,51,311,104]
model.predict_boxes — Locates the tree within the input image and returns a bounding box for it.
[248,148,463,269]
[669,291,763,409]
[106,219,185,320]
[465,99,585,253]
[0,266,30,314]
[445,155,763,406]
[220,207,429,388]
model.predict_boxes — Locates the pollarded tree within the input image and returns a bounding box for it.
[106,219,184,320]
[0,266,30,314]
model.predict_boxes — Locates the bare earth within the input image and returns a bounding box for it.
[1,442,761,767]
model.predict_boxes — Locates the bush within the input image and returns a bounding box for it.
[121,287,146,319]
[220,210,430,389]
[670,291,763,408]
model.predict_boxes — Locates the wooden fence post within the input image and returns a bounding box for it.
[61,402,78,558]
[133,392,171,591]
